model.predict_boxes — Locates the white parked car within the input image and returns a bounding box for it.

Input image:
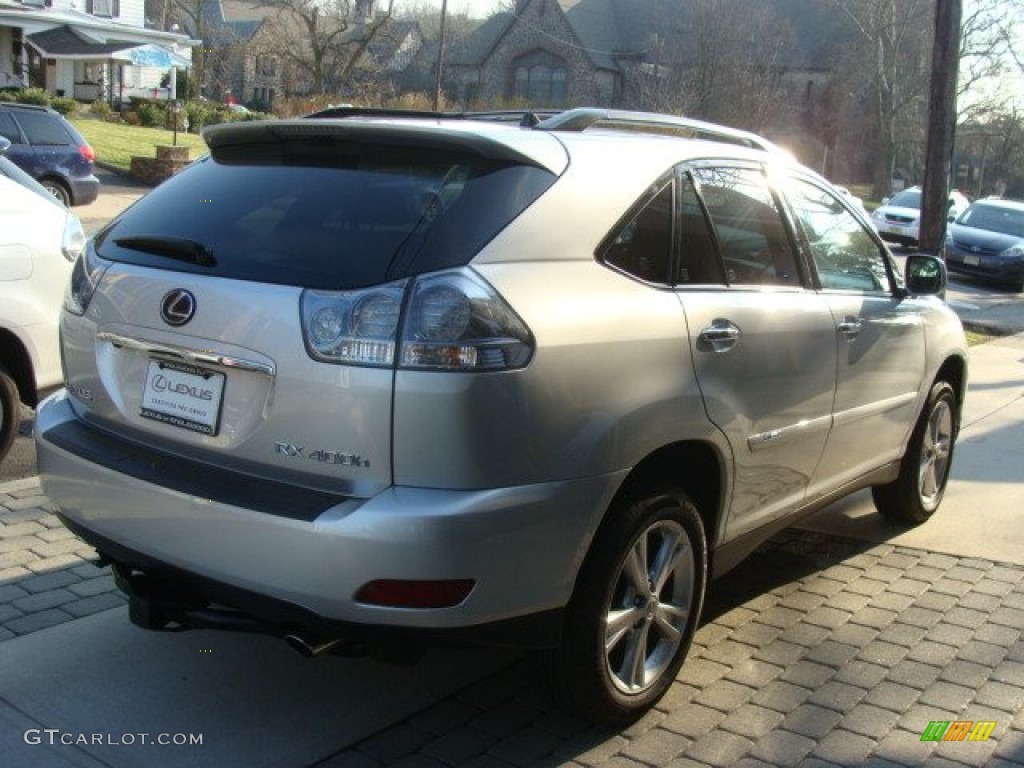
[871,186,970,247]
[0,137,85,461]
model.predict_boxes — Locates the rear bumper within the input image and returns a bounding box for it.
[36,391,623,643]
[68,174,100,206]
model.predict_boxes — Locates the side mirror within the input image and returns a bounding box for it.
[881,196,890,205]
[905,253,947,297]
[0,136,10,155]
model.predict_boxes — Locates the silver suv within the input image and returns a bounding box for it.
[36,108,967,723]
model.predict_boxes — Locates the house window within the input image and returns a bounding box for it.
[512,52,568,104]
[87,0,119,17]
[256,55,277,78]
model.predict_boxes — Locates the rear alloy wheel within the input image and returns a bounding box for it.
[550,485,707,724]
[0,367,20,463]
[40,179,71,207]
[872,380,958,524]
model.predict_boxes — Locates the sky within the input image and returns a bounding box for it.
[418,0,505,18]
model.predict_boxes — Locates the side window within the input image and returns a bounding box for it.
[602,182,672,284]
[677,173,726,285]
[787,178,890,292]
[0,111,23,144]
[691,167,800,286]
[14,112,72,146]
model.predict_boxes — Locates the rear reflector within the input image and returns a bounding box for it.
[354,579,475,608]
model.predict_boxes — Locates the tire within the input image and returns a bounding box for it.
[0,367,20,464]
[549,485,707,724]
[40,179,71,207]
[872,380,958,524]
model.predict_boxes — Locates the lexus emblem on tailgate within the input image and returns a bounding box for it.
[161,289,196,326]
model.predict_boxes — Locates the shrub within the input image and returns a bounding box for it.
[50,97,78,117]
[15,87,50,106]
[137,102,166,128]
[0,89,21,103]
[90,99,111,118]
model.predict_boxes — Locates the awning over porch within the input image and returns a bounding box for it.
[114,44,190,69]
[27,26,189,67]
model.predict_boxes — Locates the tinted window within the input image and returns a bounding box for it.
[95,146,555,290]
[0,111,23,144]
[691,166,800,286]
[14,111,72,146]
[677,173,725,285]
[787,177,889,292]
[602,182,672,284]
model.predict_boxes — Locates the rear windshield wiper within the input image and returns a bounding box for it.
[113,236,217,267]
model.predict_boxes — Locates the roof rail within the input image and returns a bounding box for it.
[301,106,779,153]
[536,108,778,152]
[305,106,559,127]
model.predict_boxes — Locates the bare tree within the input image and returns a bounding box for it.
[628,0,794,132]
[827,0,934,197]
[959,0,1023,122]
[252,0,395,95]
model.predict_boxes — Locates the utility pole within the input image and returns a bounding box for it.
[433,0,449,111]
[919,0,962,255]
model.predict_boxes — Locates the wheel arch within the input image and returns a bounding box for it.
[603,440,725,553]
[37,174,72,204]
[0,328,36,406]
[935,353,968,423]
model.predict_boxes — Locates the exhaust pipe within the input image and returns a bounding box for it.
[284,634,348,658]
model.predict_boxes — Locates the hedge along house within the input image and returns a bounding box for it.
[0,0,195,103]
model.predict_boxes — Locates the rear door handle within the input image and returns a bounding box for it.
[698,319,742,353]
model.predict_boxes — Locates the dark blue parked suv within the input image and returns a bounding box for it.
[0,102,100,206]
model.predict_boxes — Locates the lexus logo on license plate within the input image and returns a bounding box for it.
[161,289,196,326]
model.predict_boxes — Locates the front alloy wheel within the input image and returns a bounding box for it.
[873,380,958,524]
[550,485,707,724]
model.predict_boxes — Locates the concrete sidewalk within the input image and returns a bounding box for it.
[1,335,1023,767]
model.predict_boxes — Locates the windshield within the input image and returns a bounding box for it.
[888,189,922,209]
[95,144,555,290]
[957,203,1024,238]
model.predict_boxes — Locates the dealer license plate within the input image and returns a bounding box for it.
[140,359,225,436]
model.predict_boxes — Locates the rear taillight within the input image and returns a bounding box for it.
[300,268,534,372]
[301,282,406,366]
[64,244,110,316]
[61,214,86,263]
[79,144,95,163]
[400,271,533,371]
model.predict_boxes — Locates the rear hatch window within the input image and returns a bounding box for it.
[94,139,556,290]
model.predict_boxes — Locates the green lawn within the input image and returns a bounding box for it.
[71,118,208,173]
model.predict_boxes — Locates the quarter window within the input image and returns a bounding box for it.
[787,177,889,292]
[602,182,673,284]
[691,167,800,287]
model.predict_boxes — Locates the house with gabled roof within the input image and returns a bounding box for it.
[448,0,843,117]
[180,0,421,109]
[0,0,194,102]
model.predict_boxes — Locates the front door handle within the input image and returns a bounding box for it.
[837,316,863,338]
[698,319,742,353]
